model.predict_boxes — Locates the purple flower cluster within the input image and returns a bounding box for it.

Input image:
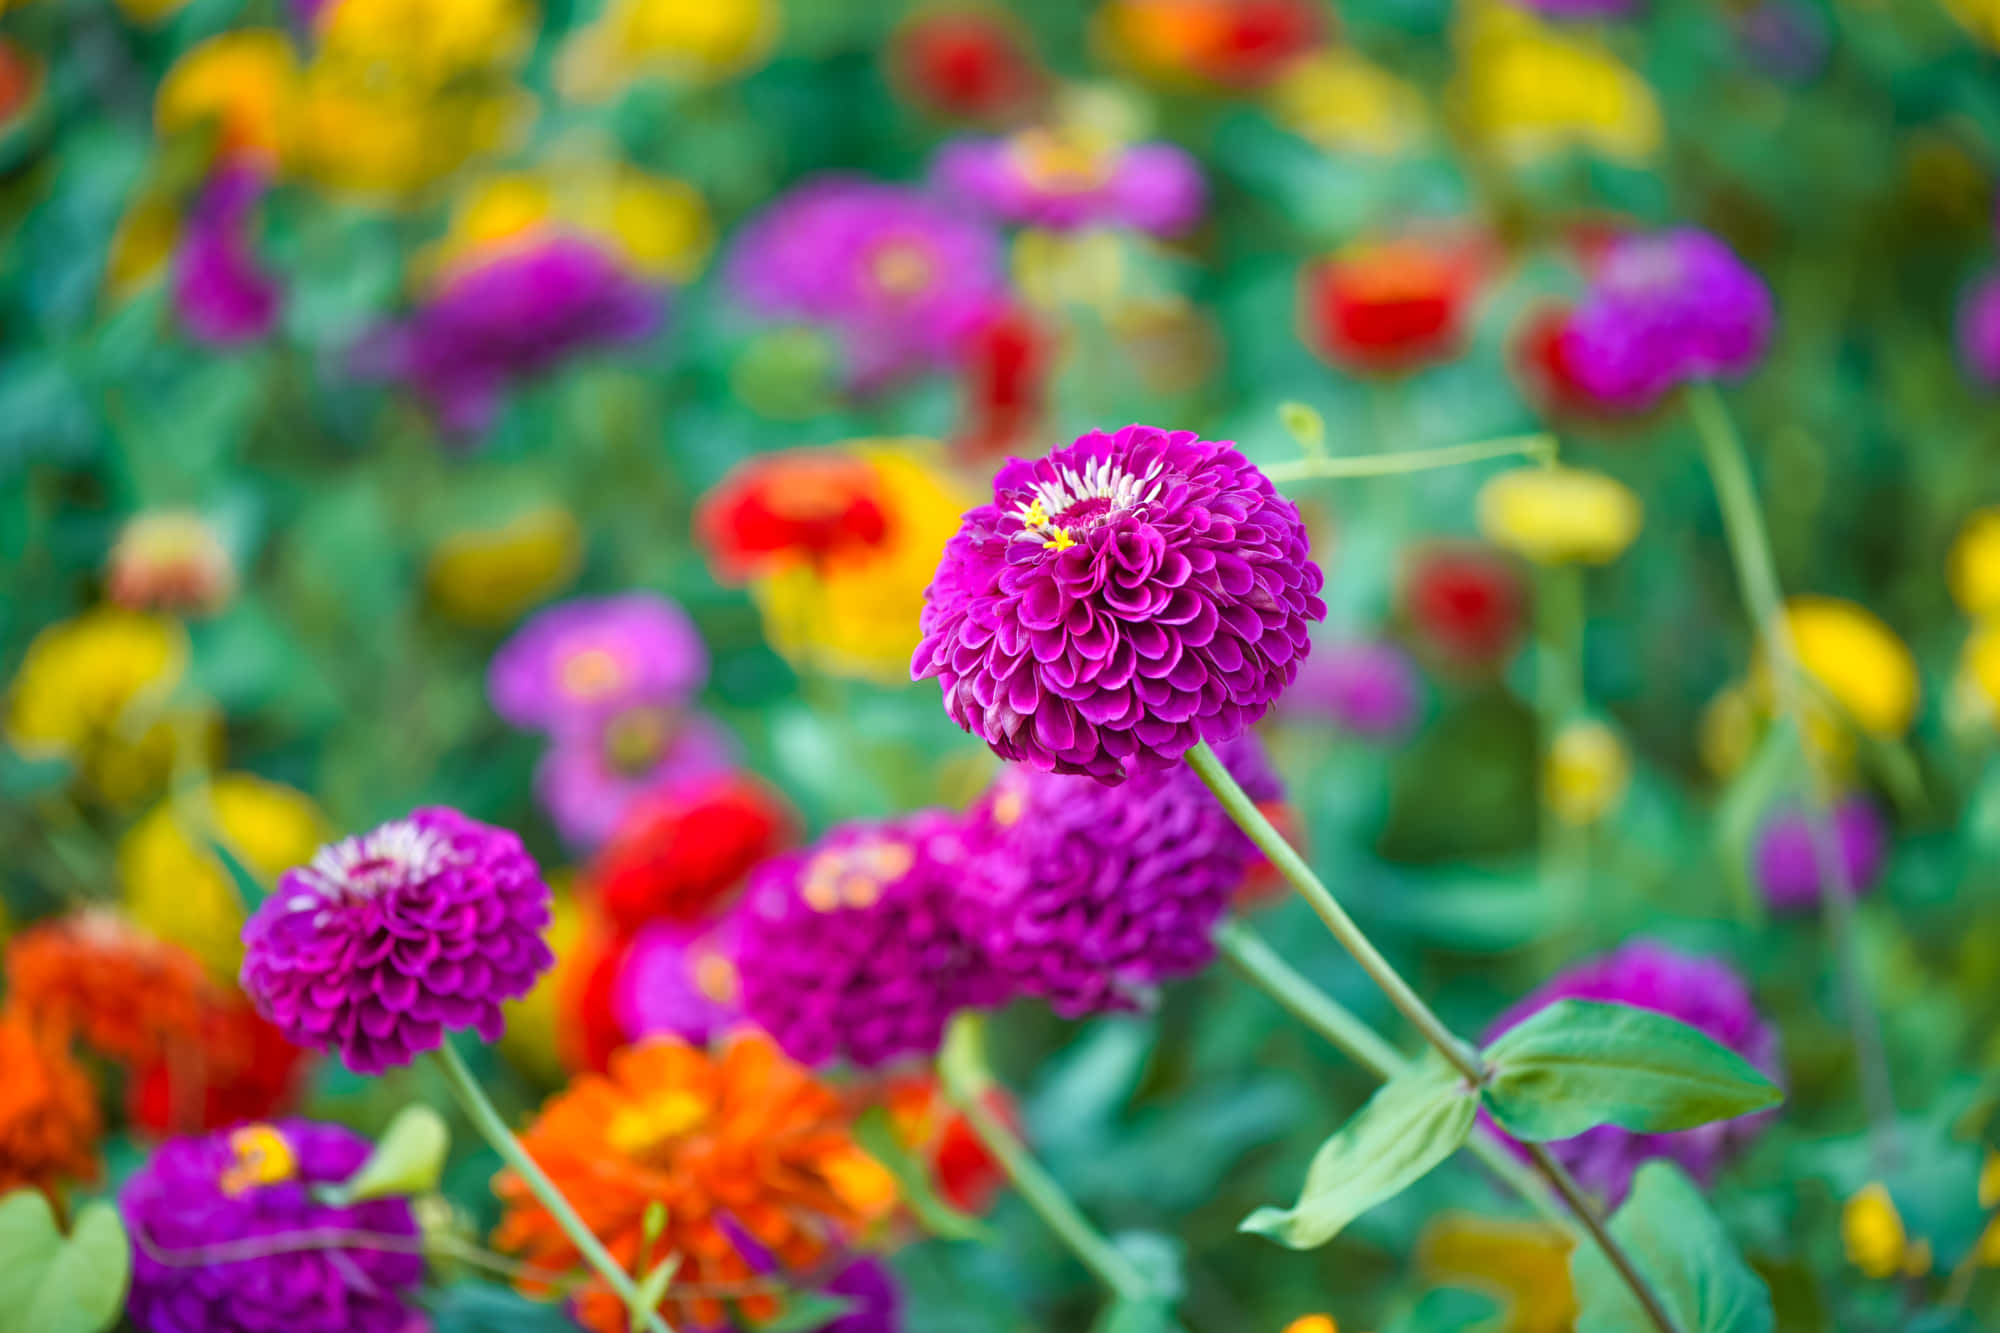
[734,812,1006,1068]
[355,235,662,437]
[1561,229,1775,412]
[957,732,1278,1015]
[240,807,555,1074]
[1284,638,1422,738]
[1960,272,2000,388]
[725,175,1007,389]
[1482,940,1780,1202]
[931,131,1206,236]
[488,593,730,850]
[121,1119,426,1333]
[913,424,1325,783]
[174,168,281,347]
[1754,796,1889,913]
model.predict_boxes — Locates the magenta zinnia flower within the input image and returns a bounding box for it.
[1560,229,1775,412]
[724,175,1007,390]
[241,808,556,1074]
[121,1119,426,1333]
[174,168,281,347]
[1482,941,1780,1202]
[1959,272,2000,389]
[1285,638,1422,738]
[535,709,735,851]
[913,423,1326,783]
[931,130,1206,236]
[488,593,710,733]
[1753,797,1888,913]
[958,732,1278,1016]
[615,911,745,1046]
[735,812,1004,1068]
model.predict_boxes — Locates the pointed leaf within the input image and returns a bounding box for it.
[1483,1000,1781,1142]
[628,1252,680,1333]
[1571,1162,1773,1333]
[326,1105,451,1204]
[1240,1051,1477,1250]
[0,1197,131,1333]
[747,1292,855,1332]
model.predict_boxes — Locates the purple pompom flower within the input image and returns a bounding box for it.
[614,911,745,1046]
[931,130,1206,237]
[913,423,1326,783]
[355,235,662,437]
[174,167,281,347]
[735,812,1004,1068]
[1754,797,1889,913]
[121,1119,426,1333]
[957,732,1278,1016]
[1482,941,1781,1203]
[724,175,1007,390]
[489,593,710,734]
[1512,0,1643,17]
[810,1256,903,1333]
[535,708,735,850]
[241,807,556,1074]
[1284,637,1423,738]
[1959,271,2000,389]
[1561,229,1775,412]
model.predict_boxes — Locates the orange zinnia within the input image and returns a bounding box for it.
[5,910,212,1065]
[494,1032,898,1332]
[0,1008,101,1197]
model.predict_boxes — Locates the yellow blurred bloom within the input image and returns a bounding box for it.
[1452,0,1662,165]
[1843,1182,1932,1279]
[1765,596,1920,741]
[115,0,192,23]
[1956,622,2000,729]
[755,443,973,685]
[119,774,328,982]
[4,608,209,804]
[1948,507,2000,619]
[422,165,713,285]
[1544,718,1630,827]
[103,188,182,302]
[557,0,779,101]
[155,29,298,167]
[427,506,584,627]
[1476,465,1643,566]
[315,0,533,79]
[1944,0,2000,48]
[1419,1212,1576,1333]
[1012,228,1129,311]
[1268,50,1427,158]
[1699,683,1758,781]
[499,879,583,1085]
[1282,1319,1337,1333]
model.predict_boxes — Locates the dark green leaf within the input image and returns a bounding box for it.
[1571,1162,1774,1333]
[1483,1000,1781,1141]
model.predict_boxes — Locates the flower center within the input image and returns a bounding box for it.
[558,645,628,700]
[868,239,937,297]
[220,1124,297,1195]
[299,819,451,901]
[1012,455,1166,550]
[606,1090,709,1159]
[800,838,914,912]
[602,705,678,775]
[1010,127,1117,194]
[691,949,739,1005]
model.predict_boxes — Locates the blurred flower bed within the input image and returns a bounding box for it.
[3,0,2000,1330]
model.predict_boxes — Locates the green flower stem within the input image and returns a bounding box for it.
[939,1015,1155,1306]
[1536,563,1591,937]
[1213,919,1570,1233]
[1686,380,1900,1163]
[431,1040,676,1333]
[1188,744,1683,1333]
[1263,432,1557,484]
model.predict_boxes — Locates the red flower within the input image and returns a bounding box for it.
[888,8,1044,122]
[882,1074,1013,1214]
[127,993,306,1136]
[1300,236,1485,376]
[558,912,634,1074]
[696,450,892,581]
[1232,799,1303,910]
[955,304,1052,460]
[1188,0,1323,90]
[1403,543,1525,670]
[0,39,41,130]
[586,773,793,933]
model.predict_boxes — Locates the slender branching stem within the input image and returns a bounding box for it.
[1263,432,1557,484]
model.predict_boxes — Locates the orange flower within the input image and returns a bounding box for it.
[5,910,212,1065]
[881,1073,1012,1214]
[494,1033,898,1331]
[0,1008,101,1197]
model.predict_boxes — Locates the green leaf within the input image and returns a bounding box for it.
[850,1104,987,1242]
[1090,1296,1183,1333]
[628,1252,680,1333]
[746,1292,854,1333]
[1571,1162,1774,1333]
[1482,1000,1781,1142]
[0,1193,131,1333]
[325,1105,451,1205]
[1239,1051,1477,1250]
[1278,401,1327,457]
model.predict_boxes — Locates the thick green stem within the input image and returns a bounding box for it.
[1188,744,1682,1333]
[431,1041,675,1333]
[939,1016,1154,1306]
[1263,432,1556,484]
[1686,380,1900,1164]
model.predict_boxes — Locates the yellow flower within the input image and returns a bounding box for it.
[1452,0,1662,165]
[1948,507,2000,619]
[1766,596,1920,740]
[1476,465,1643,566]
[5,608,211,804]
[1956,622,2000,729]
[498,879,583,1085]
[119,774,328,981]
[422,165,713,285]
[1699,683,1758,781]
[1418,1212,1576,1333]
[557,0,779,101]
[115,0,192,23]
[315,0,533,80]
[1944,0,2000,48]
[1282,1320,1338,1333]
[155,29,298,167]
[755,443,974,685]
[1268,50,1427,158]
[1544,718,1630,827]
[1843,1182,1932,1279]
[426,507,583,627]
[1012,228,1130,311]
[102,188,182,301]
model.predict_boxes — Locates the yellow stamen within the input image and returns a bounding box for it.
[220,1124,298,1196]
[1043,527,1075,552]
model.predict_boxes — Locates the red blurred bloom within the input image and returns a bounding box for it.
[696,451,892,581]
[882,1074,1013,1214]
[0,1008,99,1198]
[586,773,793,933]
[1403,543,1526,669]
[0,39,42,129]
[1232,799,1303,910]
[954,303,1052,460]
[1300,236,1485,377]
[127,993,306,1136]
[558,912,634,1074]
[889,8,1044,123]
[5,910,212,1066]
[1103,0,1325,93]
